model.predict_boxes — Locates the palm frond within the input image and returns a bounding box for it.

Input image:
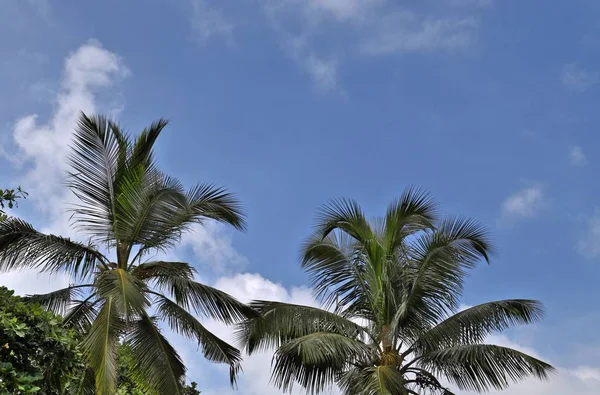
[315,198,373,242]
[81,297,125,395]
[0,218,105,277]
[24,284,92,315]
[301,231,368,312]
[63,296,101,332]
[126,313,185,395]
[186,183,246,231]
[156,295,242,385]
[237,300,366,354]
[157,277,257,323]
[272,332,375,394]
[417,344,555,392]
[128,118,168,171]
[382,187,437,251]
[412,300,544,353]
[338,365,408,395]
[95,268,149,320]
[114,170,187,254]
[132,260,196,281]
[67,112,126,241]
[395,217,494,329]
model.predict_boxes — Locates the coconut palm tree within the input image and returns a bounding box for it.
[237,190,554,394]
[0,113,255,395]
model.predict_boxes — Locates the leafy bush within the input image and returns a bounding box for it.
[0,287,82,394]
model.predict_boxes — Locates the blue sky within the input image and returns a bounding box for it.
[1,0,600,393]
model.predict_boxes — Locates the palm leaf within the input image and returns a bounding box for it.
[132,260,196,282]
[156,277,257,323]
[156,295,242,385]
[315,198,373,242]
[0,218,105,277]
[412,299,545,353]
[339,365,408,395]
[417,344,555,392]
[24,284,92,315]
[63,296,101,332]
[67,112,126,241]
[126,313,186,395]
[237,300,367,354]
[95,268,149,320]
[382,187,437,252]
[81,297,126,395]
[272,332,375,394]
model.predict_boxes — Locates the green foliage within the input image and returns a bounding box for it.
[239,190,554,394]
[0,287,82,394]
[0,186,27,220]
[0,113,251,394]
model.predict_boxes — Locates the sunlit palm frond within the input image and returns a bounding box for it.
[156,295,242,385]
[95,268,149,320]
[0,218,105,277]
[81,298,126,395]
[126,313,186,395]
[417,344,555,392]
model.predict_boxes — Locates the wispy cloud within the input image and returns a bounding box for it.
[561,63,599,92]
[190,0,234,45]
[501,185,545,220]
[259,0,486,91]
[360,13,479,55]
[570,145,588,166]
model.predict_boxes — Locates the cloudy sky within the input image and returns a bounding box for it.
[1,0,599,394]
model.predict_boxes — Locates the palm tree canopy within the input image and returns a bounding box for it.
[0,112,255,395]
[237,189,554,394]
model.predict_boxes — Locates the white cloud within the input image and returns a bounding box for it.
[360,13,479,55]
[5,40,129,236]
[570,145,587,166]
[180,222,249,273]
[190,0,234,44]
[501,185,545,220]
[577,210,600,258]
[561,63,599,92]
[0,41,128,296]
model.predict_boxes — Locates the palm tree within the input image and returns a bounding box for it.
[0,113,256,395]
[237,189,554,394]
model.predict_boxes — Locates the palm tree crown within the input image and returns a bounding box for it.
[0,113,255,395]
[238,189,554,394]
